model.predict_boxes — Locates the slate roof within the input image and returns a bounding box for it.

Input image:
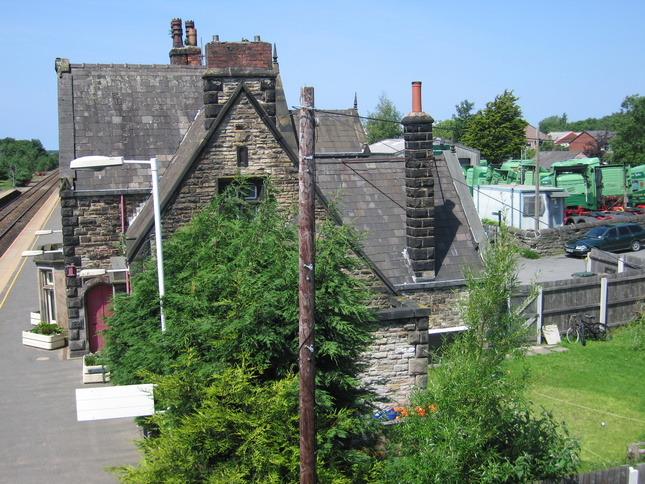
[317,151,484,288]
[532,151,586,168]
[56,62,204,189]
[293,109,369,155]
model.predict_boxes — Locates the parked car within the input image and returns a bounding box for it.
[564,223,645,257]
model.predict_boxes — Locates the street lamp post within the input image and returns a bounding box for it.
[70,156,166,332]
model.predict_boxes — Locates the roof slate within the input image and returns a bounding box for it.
[57,63,204,189]
[317,151,483,287]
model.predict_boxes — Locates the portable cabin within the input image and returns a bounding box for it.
[472,184,569,230]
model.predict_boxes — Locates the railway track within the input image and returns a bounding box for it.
[0,169,60,257]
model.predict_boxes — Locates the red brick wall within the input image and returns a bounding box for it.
[205,41,272,69]
[569,132,596,153]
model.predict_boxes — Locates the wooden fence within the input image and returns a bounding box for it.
[513,248,645,342]
[532,462,645,483]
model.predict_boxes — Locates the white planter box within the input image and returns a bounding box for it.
[82,363,110,384]
[30,312,41,325]
[22,331,66,350]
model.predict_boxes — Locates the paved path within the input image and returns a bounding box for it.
[0,193,140,484]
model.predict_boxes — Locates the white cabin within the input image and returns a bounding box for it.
[472,184,569,230]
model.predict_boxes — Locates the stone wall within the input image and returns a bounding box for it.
[363,302,431,405]
[60,184,148,356]
[499,213,645,256]
[161,95,298,236]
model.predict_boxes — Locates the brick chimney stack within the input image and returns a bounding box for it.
[169,19,202,66]
[202,36,277,129]
[402,81,435,281]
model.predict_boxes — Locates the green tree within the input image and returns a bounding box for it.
[364,92,403,143]
[379,226,580,483]
[452,99,476,143]
[538,113,568,134]
[103,181,381,482]
[0,138,58,186]
[612,94,645,167]
[433,119,456,140]
[461,90,528,164]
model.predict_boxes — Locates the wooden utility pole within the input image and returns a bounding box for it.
[298,86,316,484]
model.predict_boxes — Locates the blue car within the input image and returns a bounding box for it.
[564,223,645,257]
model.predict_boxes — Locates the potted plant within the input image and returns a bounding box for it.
[22,321,66,350]
[82,352,110,383]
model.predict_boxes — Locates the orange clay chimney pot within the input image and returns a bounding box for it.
[412,81,422,113]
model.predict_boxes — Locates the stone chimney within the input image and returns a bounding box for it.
[202,35,277,129]
[402,81,435,281]
[169,19,202,66]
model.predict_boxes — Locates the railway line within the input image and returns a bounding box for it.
[0,170,60,257]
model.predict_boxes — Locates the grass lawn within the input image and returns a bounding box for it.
[505,326,645,473]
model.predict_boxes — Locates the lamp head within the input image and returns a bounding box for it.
[70,156,125,171]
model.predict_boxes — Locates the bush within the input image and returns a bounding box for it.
[378,226,579,483]
[103,181,381,481]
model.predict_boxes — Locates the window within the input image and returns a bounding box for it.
[39,268,56,324]
[618,226,631,237]
[218,177,266,217]
[522,195,545,217]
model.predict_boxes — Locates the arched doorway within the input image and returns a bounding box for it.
[86,284,113,353]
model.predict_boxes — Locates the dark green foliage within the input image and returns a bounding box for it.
[102,181,380,481]
[379,227,580,483]
[452,99,476,143]
[612,94,645,167]
[461,90,528,164]
[364,92,403,143]
[538,113,618,134]
[0,138,58,186]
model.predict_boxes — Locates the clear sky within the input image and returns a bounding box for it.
[1,0,643,150]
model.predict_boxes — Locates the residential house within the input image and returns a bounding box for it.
[548,131,579,148]
[52,20,483,403]
[569,130,613,157]
[525,125,548,152]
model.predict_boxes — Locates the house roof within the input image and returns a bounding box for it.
[317,151,484,287]
[56,61,205,188]
[532,151,586,168]
[293,109,370,156]
[553,132,580,144]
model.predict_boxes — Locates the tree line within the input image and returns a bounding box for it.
[365,92,645,167]
[0,138,58,187]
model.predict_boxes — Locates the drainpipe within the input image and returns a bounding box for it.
[120,195,131,293]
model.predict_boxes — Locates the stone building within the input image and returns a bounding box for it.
[53,19,484,403]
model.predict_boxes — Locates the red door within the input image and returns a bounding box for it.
[86,284,113,353]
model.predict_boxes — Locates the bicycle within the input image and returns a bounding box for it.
[566,314,613,346]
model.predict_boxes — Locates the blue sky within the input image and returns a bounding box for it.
[1,0,643,150]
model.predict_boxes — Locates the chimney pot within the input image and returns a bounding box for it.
[171,18,183,49]
[213,35,219,41]
[185,20,197,46]
[412,81,422,113]
[254,35,261,41]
